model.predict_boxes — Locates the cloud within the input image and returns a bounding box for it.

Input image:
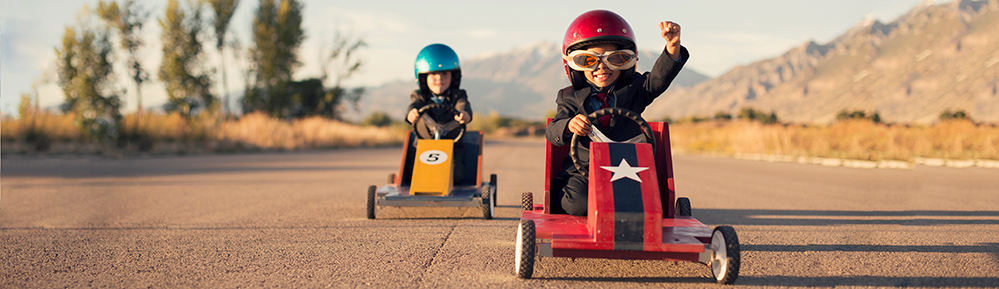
[313,6,413,34]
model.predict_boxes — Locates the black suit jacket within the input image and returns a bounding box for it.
[545,46,689,175]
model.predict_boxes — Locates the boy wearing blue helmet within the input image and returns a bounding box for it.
[407,44,474,184]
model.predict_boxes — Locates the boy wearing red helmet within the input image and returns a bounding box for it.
[546,10,688,216]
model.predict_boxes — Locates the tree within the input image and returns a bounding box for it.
[96,0,150,116]
[206,0,240,116]
[713,111,732,120]
[243,0,304,118]
[55,22,123,144]
[314,31,366,119]
[158,0,215,116]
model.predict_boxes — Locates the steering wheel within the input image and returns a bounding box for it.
[412,103,466,143]
[569,107,656,176]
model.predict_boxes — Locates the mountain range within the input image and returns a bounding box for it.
[357,0,998,124]
[353,42,708,120]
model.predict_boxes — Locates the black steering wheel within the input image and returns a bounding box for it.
[412,103,466,143]
[569,107,656,176]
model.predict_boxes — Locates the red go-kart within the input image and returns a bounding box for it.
[515,108,741,284]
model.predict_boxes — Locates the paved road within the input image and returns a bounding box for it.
[2,138,998,288]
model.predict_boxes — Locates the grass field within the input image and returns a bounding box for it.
[3,112,997,162]
[1,112,405,155]
[668,119,999,162]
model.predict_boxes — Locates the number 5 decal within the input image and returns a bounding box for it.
[419,150,449,165]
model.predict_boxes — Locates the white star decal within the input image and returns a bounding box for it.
[600,159,649,182]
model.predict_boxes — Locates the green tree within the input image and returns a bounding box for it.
[713,111,732,120]
[206,0,240,115]
[55,22,123,144]
[361,111,392,127]
[158,0,215,116]
[96,0,150,115]
[243,0,304,118]
[313,31,366,119]
[939,109,969,121]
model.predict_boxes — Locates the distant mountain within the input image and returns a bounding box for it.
[355,42,709,120]
[646,0,999,124]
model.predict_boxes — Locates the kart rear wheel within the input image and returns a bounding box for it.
[522,192,534,211]
[515,219,536,279]
[481,186,494,219]
[676,197,692,216]
[709,226,740,284]
[366,185,377,219]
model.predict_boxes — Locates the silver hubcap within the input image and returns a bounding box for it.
[515,224,523,274]
[711,230,728,280]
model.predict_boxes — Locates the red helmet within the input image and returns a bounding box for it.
[562,10,637,89]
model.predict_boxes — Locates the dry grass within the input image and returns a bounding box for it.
[5,112,995,160]
[2,112,404,154]
[669,119,999,161]
[215,112,404,150]
[1,112,82,142]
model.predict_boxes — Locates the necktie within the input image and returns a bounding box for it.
[594,92,611,128]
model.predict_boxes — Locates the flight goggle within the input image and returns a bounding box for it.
[565,50,637,71]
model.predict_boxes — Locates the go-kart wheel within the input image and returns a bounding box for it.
[490,173,498,199]
[515,219,536,279]
[366,185,377,219]
[412,103,465,143]
[481,186,494,219]
[709,226,740,284]
[569,107,657,176]
[521,192,534,211]
[676,197,692,217]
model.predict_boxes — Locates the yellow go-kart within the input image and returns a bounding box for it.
[367,103,496,219]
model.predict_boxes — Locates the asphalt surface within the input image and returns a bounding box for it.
[2,138,998,288]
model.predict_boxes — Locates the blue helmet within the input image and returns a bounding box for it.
[414,43,460,79]
[414,43,462,92]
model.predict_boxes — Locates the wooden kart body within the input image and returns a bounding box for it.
[369,131,495,219]
[522,121,714,261]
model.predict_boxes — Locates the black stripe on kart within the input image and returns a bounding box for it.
[609,143,644,250]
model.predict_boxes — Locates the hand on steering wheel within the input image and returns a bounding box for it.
[568,108,656,176]
[412,103,466,143]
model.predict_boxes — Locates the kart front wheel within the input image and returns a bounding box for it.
[515,219,536,279]
[522,192,534,211]
[709,226,740,284]
[366,185,377,219]
[481,186,495,219]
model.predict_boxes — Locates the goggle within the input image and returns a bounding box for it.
[565,50,637,71]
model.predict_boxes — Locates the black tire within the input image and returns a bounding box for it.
[490,173,498,199]
[676,197,692,217]
[515,219,536,279]
[366,185,377,219]
[709,226,740,284]
[481,186,494,219]
[522,192,534,211]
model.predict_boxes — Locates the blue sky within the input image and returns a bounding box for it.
[1,0,945,117]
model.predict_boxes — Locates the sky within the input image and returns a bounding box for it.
[0,0,945,117]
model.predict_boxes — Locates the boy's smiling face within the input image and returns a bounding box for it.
[582,43,620,89]
[426,71,452,95]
